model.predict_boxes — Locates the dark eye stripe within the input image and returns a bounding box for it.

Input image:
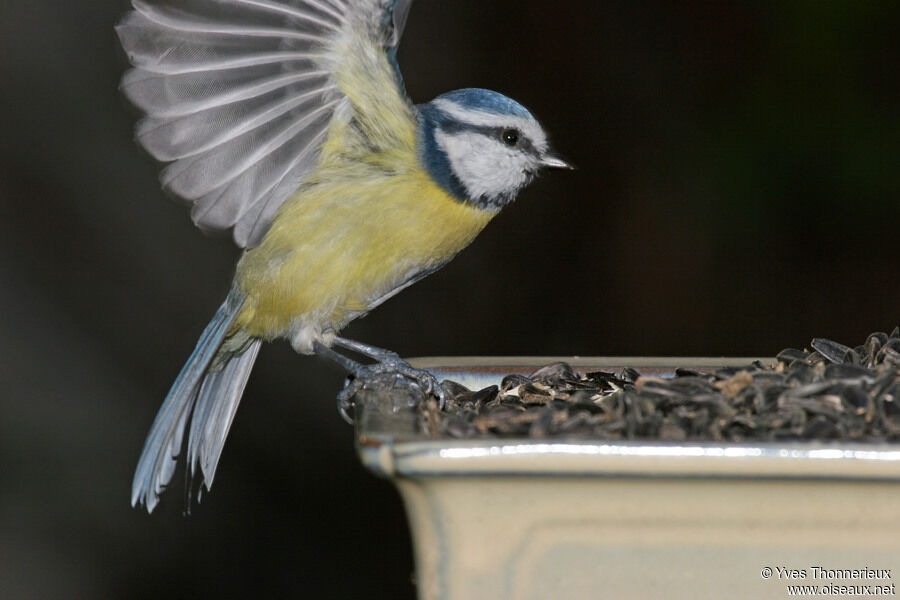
[439,121,539,157]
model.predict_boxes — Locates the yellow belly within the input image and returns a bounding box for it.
[232,167,494,343]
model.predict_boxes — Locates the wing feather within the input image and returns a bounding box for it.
[122,66,331,117]
[135,82,337,160]
[133,0,343,33]
[188,111,333,234]
[119,14,327,75]
[230,127,329,245]
[117,0,415,248]
[159,98,337,198]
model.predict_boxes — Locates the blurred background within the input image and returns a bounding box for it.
[1,0,898,598]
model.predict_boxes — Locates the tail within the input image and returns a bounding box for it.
[131,289,261,513]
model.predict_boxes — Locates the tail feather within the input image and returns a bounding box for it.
[131,290,255,513]
[187,338,262,488]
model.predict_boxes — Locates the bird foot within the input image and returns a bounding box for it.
[336,362,445,424]
[316,339,445,423]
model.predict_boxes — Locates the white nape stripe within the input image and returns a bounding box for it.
[432,99,547,152]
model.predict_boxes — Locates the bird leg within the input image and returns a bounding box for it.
[313,337,446,423]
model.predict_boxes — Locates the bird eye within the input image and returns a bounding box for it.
[501,129,519,146]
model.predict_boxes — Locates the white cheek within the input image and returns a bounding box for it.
[436,130,530,200]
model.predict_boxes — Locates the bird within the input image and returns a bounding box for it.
[117,0,572,513]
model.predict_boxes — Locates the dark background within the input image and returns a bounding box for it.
[1,1,898,598]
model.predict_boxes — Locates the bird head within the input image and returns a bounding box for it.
[417,88,572,210]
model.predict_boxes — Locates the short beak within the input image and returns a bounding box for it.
[539,152,575,170]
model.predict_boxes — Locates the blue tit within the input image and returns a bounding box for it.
[117,0,571,512]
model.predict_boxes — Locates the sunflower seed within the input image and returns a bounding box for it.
[398,329,900,443]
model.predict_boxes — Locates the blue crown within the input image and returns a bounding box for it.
[434,88,535,120]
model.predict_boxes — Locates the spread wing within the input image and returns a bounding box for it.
[116,0,414,248]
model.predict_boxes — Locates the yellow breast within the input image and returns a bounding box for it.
[232,166,494,340]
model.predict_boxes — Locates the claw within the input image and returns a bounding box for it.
[336,379,358,424]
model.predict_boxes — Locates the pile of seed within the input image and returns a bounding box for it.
[419,329,900,442]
